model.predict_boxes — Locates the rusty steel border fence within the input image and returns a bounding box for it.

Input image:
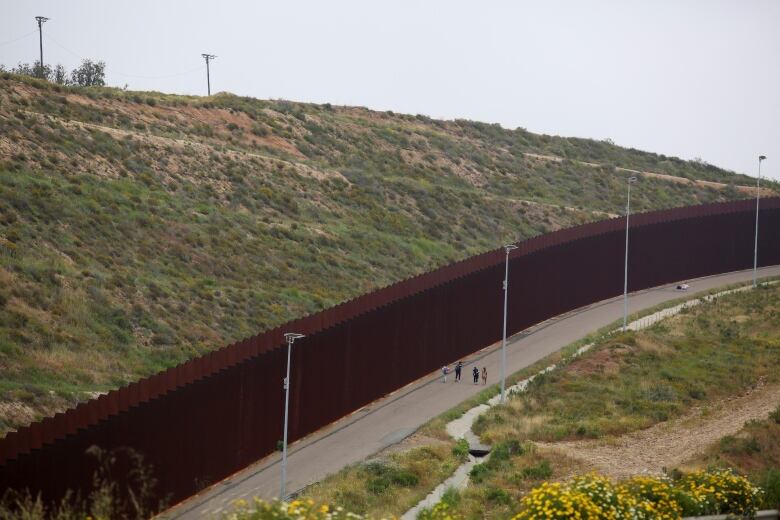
[0,198,779,511]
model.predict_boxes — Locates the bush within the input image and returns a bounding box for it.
[570,473,634,518]
[363,462,418,495]
[226,498,361,519]
[513,470,762,520]
[720,435,762,456]
[677,469,762,517]
[517,459,552,481]
[251,124,269,137]
[513,481,603,519]
[619,475,682,519]
[451,439,469,460]
[416,501,460,520]
[468,463,489,484]
[485,488,512,505]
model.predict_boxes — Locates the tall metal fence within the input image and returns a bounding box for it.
[1,198,778,512]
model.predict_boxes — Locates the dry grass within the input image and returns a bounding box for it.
[302,441,462,518]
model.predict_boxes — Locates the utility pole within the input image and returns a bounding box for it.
[35,16,49,79]
[201,54,216,95]
[754,155,767,287]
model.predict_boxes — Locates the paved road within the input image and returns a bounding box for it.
[162,266,780,519]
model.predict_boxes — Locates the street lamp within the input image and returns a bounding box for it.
[280,332,304,500]
[623,176,638,331]
[500,243,518,404]
[754,155,767,287]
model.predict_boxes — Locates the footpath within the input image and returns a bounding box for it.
[161,266,780,519]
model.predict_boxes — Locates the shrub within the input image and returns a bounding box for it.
[677,469,762,517]
[363,461,418,495]
[252,124,269,137]
[416,501,460,520]
[619,475,682,519]
[513,481,603,519]
[514,470,762,520]
[225,498,360,519]
[570,473,634,518]
[517,459,552,481]
[451,439,469,460]
[720,435,762,455]
[468,463,489,484]
[485,488,512,505]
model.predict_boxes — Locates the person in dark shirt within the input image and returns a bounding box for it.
[472,366,479,384]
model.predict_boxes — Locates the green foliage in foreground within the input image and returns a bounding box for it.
[228,470,767,519]
[512,470,762,520]
[0,447,164,520]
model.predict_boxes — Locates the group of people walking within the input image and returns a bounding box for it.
[442,360,486,384]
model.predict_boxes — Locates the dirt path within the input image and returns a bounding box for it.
[522,152,771,196]
[536,382,780,479]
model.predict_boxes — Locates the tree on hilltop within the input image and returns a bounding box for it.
[2,59,105,87]
[70,59,105,87]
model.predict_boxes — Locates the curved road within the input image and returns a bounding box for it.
[162,266,780,519]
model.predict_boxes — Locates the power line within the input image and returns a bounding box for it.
[43,34,81,58]
[0,29,37,48]
[44,35,204,80]
[111,65,204,80]
[7,29,212,89]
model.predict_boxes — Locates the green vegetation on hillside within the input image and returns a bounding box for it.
[0,72,772,433]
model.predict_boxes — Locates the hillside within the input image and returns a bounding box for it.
[0,72,771,434]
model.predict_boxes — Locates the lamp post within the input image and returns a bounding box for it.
[500,243,518,404]
[280,332,304,500]
[623,176,638,331]
[754,155,767,288]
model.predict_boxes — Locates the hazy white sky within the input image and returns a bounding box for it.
[1,1,778,180]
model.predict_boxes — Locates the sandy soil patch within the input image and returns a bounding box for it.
[536,382,780,479]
